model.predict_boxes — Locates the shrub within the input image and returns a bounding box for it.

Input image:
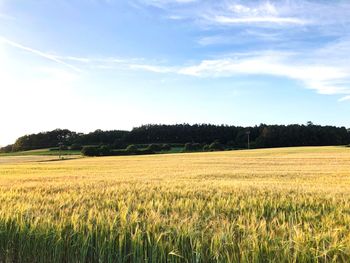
[183,143,192,152]
[203,145,210,151]
[170,143,185,148]
[125,145,138,153]
[81,145,112,156]
[0,145,13,153]
[113,139,127,150]
[146,144,162,152]
[99,145,112,155]
[81,146,100,156]
[209,142,224,151]
[184,143,202,152]
[227,140,235,147]
[161,144,171,151]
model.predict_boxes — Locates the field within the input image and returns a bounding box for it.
[0,146,350,262]
[0,148,81,156]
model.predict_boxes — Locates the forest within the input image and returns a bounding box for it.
[1,122,349,153]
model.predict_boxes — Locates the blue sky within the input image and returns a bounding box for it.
[0,0,350,145]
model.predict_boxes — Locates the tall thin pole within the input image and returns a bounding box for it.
[246,131,250,149]
[58,142,62,159]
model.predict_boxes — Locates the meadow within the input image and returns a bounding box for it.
[0,148,81,157]
[0,146,350,262]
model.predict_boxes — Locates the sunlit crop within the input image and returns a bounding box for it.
[0,146,350,262]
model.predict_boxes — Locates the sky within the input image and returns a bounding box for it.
[0,0,350,146]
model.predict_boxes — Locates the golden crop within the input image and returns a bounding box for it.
[0,146,350,262]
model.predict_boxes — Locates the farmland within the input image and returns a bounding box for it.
[0,146,350,262]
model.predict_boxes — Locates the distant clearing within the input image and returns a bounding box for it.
[0,148,81,157]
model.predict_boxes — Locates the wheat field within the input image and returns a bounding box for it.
[0,146,350,262]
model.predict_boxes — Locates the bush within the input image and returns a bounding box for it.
[125,145,138,153]
[203,144,210,151]
[0,145,13,153]
[184,143,202,152]
[99,145,111,155]
[81,144,160,157]
[183,143,192,152]
[169,143,185,148]
[70,143,82,151]
[113,139,127,150]
[81,145,112,156]
[209,142,224,151]
[81,146,100,156]
[146,144,163,152]
[112,149,154,156]
[161,144,171,151]
[227,140,235,147]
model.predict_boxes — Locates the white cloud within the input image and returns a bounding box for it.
[4,36,348,101]
[339,96,350,102]
[229,3,278,16]
[197,30,281,46]
[176,53,350,95]
[101,55,348,98]
[207,2,309,26]
[142,0,308,26]
[109,50,349,98]
[0,36,82,72]
[128,63,175,73]
[137,0,350,30]
[44,44,348,100]
[210,15,308,25]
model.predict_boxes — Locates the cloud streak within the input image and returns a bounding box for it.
[177,53,350,96]
[42,49,350,100]
[2,32,349,102]
[339,96,350,102]
[210,15,308,25]
[138,0,350,30]
[0,36,82,72]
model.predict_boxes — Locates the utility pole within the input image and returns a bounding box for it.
[246,131,250,149]
[58,142,63,159]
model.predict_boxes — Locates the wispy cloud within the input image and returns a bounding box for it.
[209,15,308,26]
[128,63,175,73]
[138,0,350,30]
[0,36,82,72]
[126,0,350,100]
[177,52,350,96]
[339,96,350,102]
[2,32,349,101]
[204,2,309,26]
[198,30,282,46]
[93,48,349,98]
[0,13,13,20]
[45,48,350,100]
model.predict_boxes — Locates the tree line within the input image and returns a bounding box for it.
[1,123,349,153]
